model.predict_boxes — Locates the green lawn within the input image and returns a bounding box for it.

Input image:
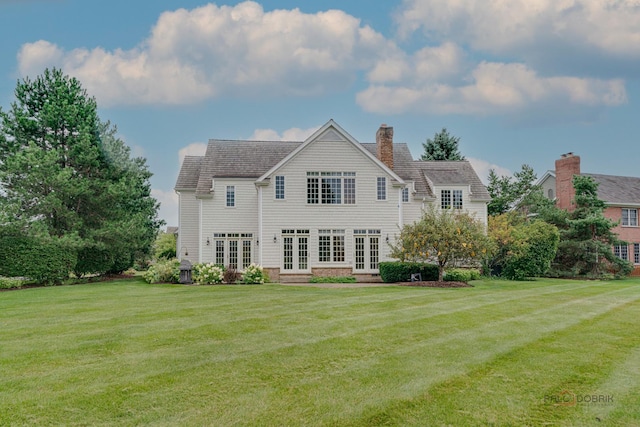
[1,278,639,426]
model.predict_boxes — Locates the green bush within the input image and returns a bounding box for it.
[309,276,357,284]
[443,268,481,282]
[193,263,224,284]
[143,259,180,284]
[241,264,268,284]
[379,262,439,283]
[0,276,24,289]
[0,228,76,285]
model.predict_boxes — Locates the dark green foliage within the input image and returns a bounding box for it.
[487,165,540,216]
[443,268,481,282]
[421,128,465,161]
[379,262,439,283]
[0,228,77,284]
[549,176,632,279]
[0,68,161,282]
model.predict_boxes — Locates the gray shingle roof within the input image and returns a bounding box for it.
[175,156,203,190]
[416,161,491,201]
[175,136,489,203]
[584,173,640,205]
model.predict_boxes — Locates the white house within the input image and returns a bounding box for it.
[174,120,489,282]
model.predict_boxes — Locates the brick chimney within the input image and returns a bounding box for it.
[376,124,394,170]
[555,152,580,211]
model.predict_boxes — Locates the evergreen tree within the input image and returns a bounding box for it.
[421,128,465,161]
[0,68,161,279]
[486,164,539,216]
[551,175,631,278]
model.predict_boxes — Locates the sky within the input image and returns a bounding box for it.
[1,0,639,228]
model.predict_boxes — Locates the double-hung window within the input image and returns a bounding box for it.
[275,176,285,200]
[226,186,235,207]
[377,177,387,200]
[622,208,638,226]
[307,172,356,205]
[402,187,409,203]
[635,243,640,264]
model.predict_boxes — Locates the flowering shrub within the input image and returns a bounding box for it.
[241,264,268,284]
[143,259,180,284]
[194,263,224,285]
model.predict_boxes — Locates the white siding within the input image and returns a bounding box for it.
[177,191,200,263]
[260,138,401,270]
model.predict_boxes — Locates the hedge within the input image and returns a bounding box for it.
[379,262,439,283]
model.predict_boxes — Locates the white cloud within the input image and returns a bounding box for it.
[396,0,640,67]
[179,142,207,166]
[357,60,627,116]
[467,157,512,185]
[248,126,319,141]
[17,1,395,106]
[152,188,179,227]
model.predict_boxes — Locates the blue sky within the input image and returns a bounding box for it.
[2,0,639,227]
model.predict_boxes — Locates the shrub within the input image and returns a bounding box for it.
[0,276,24,289]
[242,264,268,284]
[143,259,180,284]
[309,276,357,284]
[443,268,481,282]
[224,266,239,284]
[0,228,76,285]
[379,262,439,283]
[194,263,224,284]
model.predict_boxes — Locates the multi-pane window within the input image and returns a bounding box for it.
[635,243,640,264]
[275,176,285,200]
[441,189,463,209]
[307,172,356,205]
[622,208,638,226]
[377,177,387,200]
[226,186,235,207]
[213,233,253,269]
[354,229,381,271]
[614,244,629,261]
[282,230,309,271]
[319,229,345,262]
[402,187,409,203]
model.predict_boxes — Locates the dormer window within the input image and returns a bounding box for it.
[441,189,463,209]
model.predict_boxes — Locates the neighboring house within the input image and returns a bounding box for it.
[539,153,640,275]
[174,120,490,282]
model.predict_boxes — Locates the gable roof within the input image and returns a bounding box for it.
[174,120,489,203]
[584,173,640,205]
[416,161,491,201]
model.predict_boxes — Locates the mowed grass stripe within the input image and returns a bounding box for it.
[1,278,639,426]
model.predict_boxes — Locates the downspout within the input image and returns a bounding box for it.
[398,187,404,228]
[176,191,181,260]
[198,198,203,263]
[258,185,263,265]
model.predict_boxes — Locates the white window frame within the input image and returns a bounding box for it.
[226,186,235,207]
[318,229,345,263]
[614,243,629,261]
[635,243,640,265]
[275,175,285,200]
[212,233,253,270]
[306,172,356,205]
[622,208,638,227]
[377,177,387,201]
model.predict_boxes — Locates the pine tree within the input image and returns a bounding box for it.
[421,128,465,161]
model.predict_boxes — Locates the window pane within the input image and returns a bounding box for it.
[453,190,463,209]
[283,237,293,270]
[226,186,235,207]
[344,178,356,204]
[307,178,319,204]
[242,240,251,269]
[333,235,345,262]
[370,236,379,270]
[229,240,238,269]
[355,236,365,270]
[377,177,386,200]
[402,187,409,203]
[319,236,331,262]
[635,243,640,264]
[298,237,308,270]
[441,190,451,209]
[322,178,341,204]
[275,176,285,199]
[215,240,224,265]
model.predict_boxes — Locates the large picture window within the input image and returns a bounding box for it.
[307,172,356,205]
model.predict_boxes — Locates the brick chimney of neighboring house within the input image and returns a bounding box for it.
[376,124,394,170]
[555,152,580,211]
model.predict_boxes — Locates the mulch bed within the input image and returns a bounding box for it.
[399,281,472,288]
